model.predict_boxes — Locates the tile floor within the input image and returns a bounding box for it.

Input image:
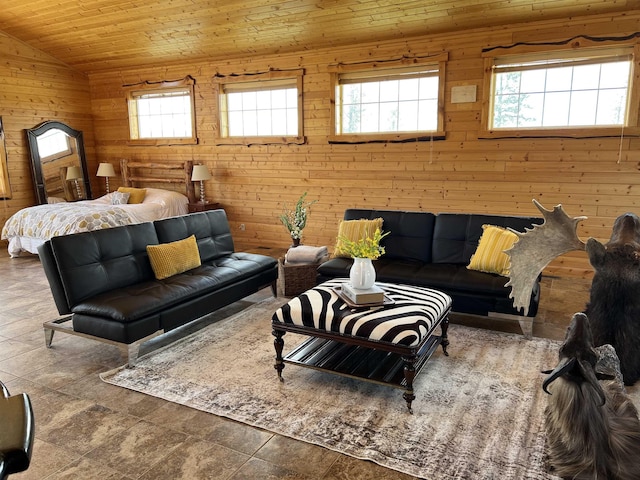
[0,248,591,479]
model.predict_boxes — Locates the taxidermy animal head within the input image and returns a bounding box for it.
[507,201,640,385]
[542,312,640,480]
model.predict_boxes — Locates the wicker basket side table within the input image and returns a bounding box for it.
[278,257,327,297]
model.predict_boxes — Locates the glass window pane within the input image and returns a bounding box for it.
[227,92,243,111]
[419,76,439,99]
[542,92,570,126]
[545,66,573,92]
[256,90,271,109]
[379,80,399,102]
[569,90,597,125]
[271,88,286,106]
[495,72,521,95]
[242,111,258,135]
[572,64,600,90]
[520,69,546,93]
[518,93,543,127]
[342,103,361,133]
[398,101,418,131]
[493,94,520,128]
[360,103,379,132]
[379,102,398,132]
[418,100,438,130]
[342,84,360,105]
[286,109,298,135]
[596,88,627,125]
[228,111,244,136]
[361,82,380,104]
[600,61,630,89]
[399,78,419,101]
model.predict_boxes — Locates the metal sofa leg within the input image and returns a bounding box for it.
[43,316,162,367]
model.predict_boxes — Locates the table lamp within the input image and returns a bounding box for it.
[191,164,211,204]
[65,165,83,199]
[96,162,116,193]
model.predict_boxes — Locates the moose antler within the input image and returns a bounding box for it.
[506,199,587,315]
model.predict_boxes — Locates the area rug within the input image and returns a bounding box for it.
[100,298,640,479]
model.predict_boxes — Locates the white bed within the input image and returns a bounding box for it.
[2,160,196,257]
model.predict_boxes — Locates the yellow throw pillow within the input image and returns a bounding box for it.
[117,187,147,204]
[467,225,519,276]
[334,218,384,257]
[147,235,201,280]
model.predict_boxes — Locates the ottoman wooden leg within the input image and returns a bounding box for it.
[272,328,286,381]
[402,355,417,414]
[440,316,450,356]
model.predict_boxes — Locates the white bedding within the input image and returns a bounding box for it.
[2,188,189,257]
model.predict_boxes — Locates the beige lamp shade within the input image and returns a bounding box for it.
[96,162,116,177]
[191,164,212,181]
[65,166,82,180]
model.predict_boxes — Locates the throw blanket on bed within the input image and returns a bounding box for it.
[1,203,133,240]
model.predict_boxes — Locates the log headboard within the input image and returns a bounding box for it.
[120,159,196,203]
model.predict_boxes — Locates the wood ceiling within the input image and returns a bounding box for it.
[0,0,634,74]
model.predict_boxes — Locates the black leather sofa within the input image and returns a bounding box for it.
[38,209,278,365]
[317,209,542,337]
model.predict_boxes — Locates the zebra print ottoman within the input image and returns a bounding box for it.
[272,279,452,413]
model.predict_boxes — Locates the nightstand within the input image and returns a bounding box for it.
[188,202,222,213]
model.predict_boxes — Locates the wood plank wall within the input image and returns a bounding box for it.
[4,11,640,280]
[0,31,95,230]
[87,11,640,279]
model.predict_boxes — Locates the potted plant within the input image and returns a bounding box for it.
[279,192,318,247]
[337,228,390,289]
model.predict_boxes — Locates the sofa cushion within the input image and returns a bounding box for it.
[154,210,234,263]
[48,222,159,307]
[333,218,383,257]
[147,235,201,280]
[344,209,436,263]
[467,225,518,276]
[432,213,541,264]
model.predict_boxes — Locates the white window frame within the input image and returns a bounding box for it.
[213,69,305,146]
[481,44,640,138]
[125,77,197,146]
[328,54,447,143]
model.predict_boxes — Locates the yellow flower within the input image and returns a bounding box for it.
[337,228,390,259]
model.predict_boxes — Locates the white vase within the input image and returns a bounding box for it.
[349,257,376,289]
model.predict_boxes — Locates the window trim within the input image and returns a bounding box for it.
[480,44,640,139]
[124,77,197,146]
[328,53,448,144]
[212,69,305,146]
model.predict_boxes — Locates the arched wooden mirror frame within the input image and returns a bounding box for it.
[26,121,92,204]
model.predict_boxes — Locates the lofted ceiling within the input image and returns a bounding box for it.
[0,0,634,74]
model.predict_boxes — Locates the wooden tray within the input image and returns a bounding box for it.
[332,285,394,308]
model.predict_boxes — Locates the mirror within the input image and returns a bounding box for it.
[26,120,92,204]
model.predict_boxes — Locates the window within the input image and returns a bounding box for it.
[36,129,71,160]
[482,46,640,137]
[125,77,197,145]
[329,54,447,143]
[214,69,304,145]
